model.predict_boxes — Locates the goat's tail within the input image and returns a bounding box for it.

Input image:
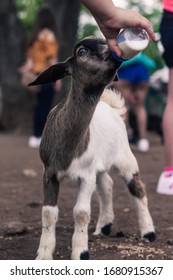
[101,88,127,119]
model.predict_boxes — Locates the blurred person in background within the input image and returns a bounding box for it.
[157,0,173,194]
[115,53,156,152]
[19,6,61,148]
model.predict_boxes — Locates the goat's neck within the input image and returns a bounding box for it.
[51,80,104,171]
[64,80,104,136]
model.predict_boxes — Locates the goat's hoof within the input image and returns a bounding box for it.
[143,232,156,242]
[101,223,112,236]
[80,251,90,260]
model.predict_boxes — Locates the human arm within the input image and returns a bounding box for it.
[80,0,156,56]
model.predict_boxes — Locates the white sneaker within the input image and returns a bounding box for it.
[137,138,149,152]
[157,169,173,195]
[28,136,41,148]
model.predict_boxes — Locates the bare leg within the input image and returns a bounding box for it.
[36,169,59,260]
[134,82,149,140]
[116,80,133,134]
[72,176,96,260]
[162,68,173,166]
[94,172,114,236]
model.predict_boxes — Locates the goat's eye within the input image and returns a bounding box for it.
[78,47,88,57]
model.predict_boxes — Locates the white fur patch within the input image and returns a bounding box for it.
[133,197,155,237]
[58,100,137,182]
[36,205,59,260]
[101,88,127,119]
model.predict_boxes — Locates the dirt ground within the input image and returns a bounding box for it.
[0,132,173,260]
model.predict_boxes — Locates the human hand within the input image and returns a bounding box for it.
[96,7,156,57]
[80,1,156,57]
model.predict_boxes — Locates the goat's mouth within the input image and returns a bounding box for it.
[104,51,122,69]
[103,50,112,60]
[103,52,121,82]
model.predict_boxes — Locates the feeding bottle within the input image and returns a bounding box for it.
[112,28,149,61]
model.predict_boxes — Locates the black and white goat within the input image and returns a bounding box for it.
[30,37,156,260]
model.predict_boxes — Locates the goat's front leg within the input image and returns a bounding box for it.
[71,176,96,260]
[94,172,114,236]
[36,170,59,260]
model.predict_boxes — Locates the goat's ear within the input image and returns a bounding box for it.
[28,58,72,86]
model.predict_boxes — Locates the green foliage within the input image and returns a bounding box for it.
[78,4,99,40]
[15,0,45,35]
[78,24,98,40]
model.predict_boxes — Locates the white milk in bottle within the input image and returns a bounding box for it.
[112,28,149,61]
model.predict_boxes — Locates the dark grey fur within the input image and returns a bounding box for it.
[128,173,146,198]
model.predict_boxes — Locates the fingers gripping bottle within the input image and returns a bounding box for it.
[112,28,149,62]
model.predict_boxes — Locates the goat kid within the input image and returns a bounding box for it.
[29,37,156,260]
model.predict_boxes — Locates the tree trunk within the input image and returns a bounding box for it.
[47,0,80,60]
[46,0,80,104]
[0,0,80,132]
[0,0,26,131]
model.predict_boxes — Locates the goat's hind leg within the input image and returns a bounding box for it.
[36,169,59,260]
[127,173,156,241]
[116,150,156,242]
[94,172,114,236]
